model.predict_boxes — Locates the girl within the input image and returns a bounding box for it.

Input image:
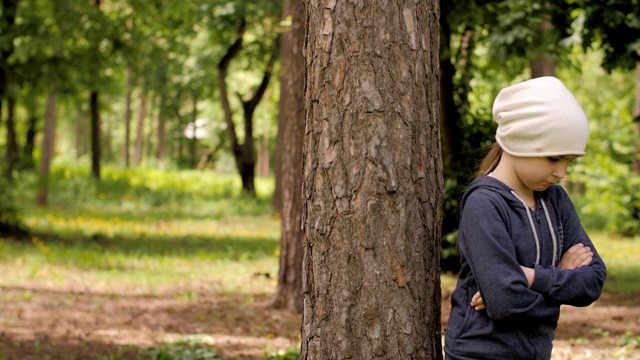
[444,76,607,360]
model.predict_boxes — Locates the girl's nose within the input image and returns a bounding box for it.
[553,162,568,179]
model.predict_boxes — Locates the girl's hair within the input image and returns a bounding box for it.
[476,143,503,178]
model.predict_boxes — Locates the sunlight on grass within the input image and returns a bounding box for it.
[589,231,640,294]
[2,166,283,299]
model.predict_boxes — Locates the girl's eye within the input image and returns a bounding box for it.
[548,157,561,162]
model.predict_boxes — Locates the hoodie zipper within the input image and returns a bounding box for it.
[510,191,558,265]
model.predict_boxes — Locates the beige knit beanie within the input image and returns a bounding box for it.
[493,76,589,157]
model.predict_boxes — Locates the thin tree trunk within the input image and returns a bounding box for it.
[90,0,102,179]
[37,86,57,207]
[123,69,133,167]
[75,106,84,159]
[5,95,19,178]
[269,0,305,313]
[301,1,443,358]
[24,98,37,170]
[190,92,198,169]
[633,62,640,174]
[156,93,167,162]
[257,135,270,177]
[90,91,101,179]
[134,91,147,167]
[530,17,556,78]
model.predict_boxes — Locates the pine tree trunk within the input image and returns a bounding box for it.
[301,1,443,358]
[270,0,305,313]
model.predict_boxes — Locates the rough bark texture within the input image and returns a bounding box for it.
[301,1,443,358]
[270,0,305,314]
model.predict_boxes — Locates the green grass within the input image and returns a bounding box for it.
[2,165,281,297]
[589,231,640,296]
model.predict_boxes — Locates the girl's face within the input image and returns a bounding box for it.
[513,155,577,192]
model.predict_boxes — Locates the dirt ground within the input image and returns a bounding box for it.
[0,284,638,360]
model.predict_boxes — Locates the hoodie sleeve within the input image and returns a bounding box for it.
[458,189,559,320]
[529,187,607,307]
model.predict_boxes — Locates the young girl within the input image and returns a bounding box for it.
[444,76,607,360]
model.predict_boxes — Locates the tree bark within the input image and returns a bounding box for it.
[90,91,101,179]
[134,91,147,167]
[269,0,305,313]
[301,1,443,358]
[37,86,57,207]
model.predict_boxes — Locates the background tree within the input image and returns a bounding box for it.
[270,0,304,313]
[217,14,280,195]
[301,1,443,358]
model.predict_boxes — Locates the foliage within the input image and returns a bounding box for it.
[262,347,300,360]
[575,0,640,71]
[0,178,27,236]
[144,335,223,360]
[559,51,640,236]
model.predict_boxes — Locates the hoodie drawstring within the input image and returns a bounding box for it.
[510,191,557,265]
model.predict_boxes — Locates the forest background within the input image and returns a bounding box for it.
[0,0,639,359]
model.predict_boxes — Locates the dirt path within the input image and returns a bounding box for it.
[0,284,638,359]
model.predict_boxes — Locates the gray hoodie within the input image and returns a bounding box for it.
[444,176,607,360]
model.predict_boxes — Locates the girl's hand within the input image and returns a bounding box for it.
[470,291,485,311]
[558,243,593,270]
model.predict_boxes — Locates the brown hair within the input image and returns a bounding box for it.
[476,143,503,178]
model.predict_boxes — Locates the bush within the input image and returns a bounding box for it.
[0,178,27,236]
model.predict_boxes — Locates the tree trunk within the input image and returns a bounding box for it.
[5,95,19,178]
[37,86,57,207]
[269,0,305,313]
[90,91,101,179]
[123,69,133,167]
[633,62,640,174]
[24,102,37,170]
[134,91,147,167]
[190,92,198,169]
[217,18,279,195]
[301,1,443,358]
[156,92,167,161]
[75,107,88,159]
[530,52,556,78]
[257,135,270,177]
[530,18,556,79]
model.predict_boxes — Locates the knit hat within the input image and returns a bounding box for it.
[493,76,589,157]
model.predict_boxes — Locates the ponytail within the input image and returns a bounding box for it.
[476,143,503,178]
